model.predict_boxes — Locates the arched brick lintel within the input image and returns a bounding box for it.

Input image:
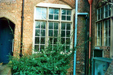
[0,13,17,25]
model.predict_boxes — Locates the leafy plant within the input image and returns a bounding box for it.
[8,41,73,75]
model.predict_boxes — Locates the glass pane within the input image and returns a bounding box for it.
[49,15,53,19]
[66,31,70,37]
[49,30,53,36]
[49,38,53,44]
[41,45,44,50]
[61,38,65,44]
[61,23,65,29]
[54,9,59,14]
[67,23,70,30]
[35,22,40,28]
[66,38,70,44]
[49,22,53,29]
[105,12,108,17]
[35,29,40,36]
[54,15,58,20]
[42,8,46,19]
[61,31,65,37]
[67,10,71,15]
[35,45,39,51]
[41,30,45,36]
[35,37,39,44]
[67,16,71,20]
[62,10,66,15]
[62,16,66,20]
[54,30,58,37]
[41,38,45,44]
[36,8,46,19]
[41,22,45,29]
[54,38,57,44]
[36,8,41,19]
[49,9,54,14]
[66,46,70,50]
[54,23,58,29]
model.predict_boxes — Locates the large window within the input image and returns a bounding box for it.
[96,4,111,46]
[33,3,73,52]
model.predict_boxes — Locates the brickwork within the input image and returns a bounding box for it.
[0,0,89,74]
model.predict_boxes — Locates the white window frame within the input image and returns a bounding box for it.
[33,3,74,53]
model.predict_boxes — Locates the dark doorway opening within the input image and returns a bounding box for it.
[0,18,15,63]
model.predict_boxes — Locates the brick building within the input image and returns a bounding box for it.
[91,0,113,75]
[0,0,90,75]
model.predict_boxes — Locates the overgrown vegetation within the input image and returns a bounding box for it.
[8,42,73,75]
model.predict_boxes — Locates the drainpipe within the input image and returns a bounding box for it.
[74,0,88,75]
[20,0,24,57]
[88,0,93,75]
[73,0,78,75]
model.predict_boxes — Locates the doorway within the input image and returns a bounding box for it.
[0,18,15,63]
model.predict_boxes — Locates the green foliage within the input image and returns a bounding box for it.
[9,42,73,75]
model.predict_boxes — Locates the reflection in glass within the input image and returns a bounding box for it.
[67,10,71,15]
[35,22,40,28]
[49,15,53,19]
[67,24,70,30]
[66,38,70,44]
[61,31,65,37]
[41,30,45,36]
[61,38,65,44]
[67,16,71,20]
[54,30,58,37]
[62,16,65,20]
[62,10,66,15]
[54,15,58,20]
[66,31,70,37]
[61,23,65,29]
[35,45,39,51]
[41,38,45,44]
[49,30,53,36]
[35,37,39,44]
[35,29,40,36]
[49,9,54,14]
[49,22,53,29]
[54,9,59,14]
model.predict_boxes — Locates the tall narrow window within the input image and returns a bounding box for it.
[104,20,110,46]
[97,22,102,46]
[34,4,73,52]
[104,4,111,18]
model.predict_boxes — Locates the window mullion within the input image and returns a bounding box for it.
[46,7,49,47]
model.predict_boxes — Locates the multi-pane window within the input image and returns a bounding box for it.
[35,21,46,51]
[49,9,59,20]
[104,4,111,18]
[96,4,111,46]
[34,5,73,52]
[97,8,103,20]
[97,22,102,46]
[62,9,71,21]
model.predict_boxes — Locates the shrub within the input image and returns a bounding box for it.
[9,42,73,75]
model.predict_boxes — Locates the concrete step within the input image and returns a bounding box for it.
[0,64,11,75]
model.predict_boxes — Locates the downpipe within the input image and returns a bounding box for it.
[20,0,24,57]
[88,0,93,75]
